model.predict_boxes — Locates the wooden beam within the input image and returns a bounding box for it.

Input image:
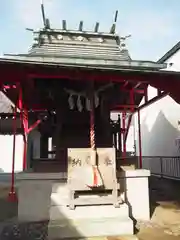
[136,92,169,112]
[134,82,142,88]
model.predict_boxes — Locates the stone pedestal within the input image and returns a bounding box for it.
[16,169,150,238]
[119,169,151,221]
[17,172,67,222]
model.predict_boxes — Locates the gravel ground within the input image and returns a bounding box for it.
[0,186,49,240]
[0,221,49,240]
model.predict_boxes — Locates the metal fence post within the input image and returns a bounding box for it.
[160,157,163,178]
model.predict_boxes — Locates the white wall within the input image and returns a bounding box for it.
[134,49,180,156]
[0,130,40,175]
[0,135,23,173]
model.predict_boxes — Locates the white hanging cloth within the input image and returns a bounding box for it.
[77,95,83,112]
[94,93,99,108]
[68,94,74,110]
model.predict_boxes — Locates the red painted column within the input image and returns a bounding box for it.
[18,86,28,171]
[8,101,18,202]
[144,87,148,103]
[130,89,135,112]
[138,109,142,168]
[23,134,27,170]
[122,111,126,160]
[117,114,121,152]
[22,108,29,170]
[18,86,37,170]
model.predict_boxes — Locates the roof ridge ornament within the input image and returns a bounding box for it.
[41,0,51,30]
[120,35,131,50]
[78,21,83,31]
[110,10,118,34]
[120,35,131,41]
[94,22,100,32]
[41,0,46,28]
[62,20,67,30]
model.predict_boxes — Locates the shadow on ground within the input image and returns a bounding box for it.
[149,176,180,218]
[0,186,18,221]
[137,176,180,240]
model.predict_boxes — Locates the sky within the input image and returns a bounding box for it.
[0,0,180,61]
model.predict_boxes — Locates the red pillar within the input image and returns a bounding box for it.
[18,86,28,171]
[137,109,142,168]
[23,134,27,170]
[122,111,126,159]
[130,89,134,112]
[8,102,18,202]
[22,109,28,171]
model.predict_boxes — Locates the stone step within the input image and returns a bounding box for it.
[52,182,67,194]
[48,217,133,239]
[50,204,129,221]
[49,237,138,240]
[51,182,117,194]
[51,192,121,206]
[51,192,69,206]
[67,195,117,206]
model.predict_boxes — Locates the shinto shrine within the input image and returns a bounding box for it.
[0,4,180,238]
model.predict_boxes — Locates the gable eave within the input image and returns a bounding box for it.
[157,41,180,64]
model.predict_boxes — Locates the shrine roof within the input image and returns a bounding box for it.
[0,5,180,107]
[0,54,166,71]
[2,29,126,66]
[3,28,166,71]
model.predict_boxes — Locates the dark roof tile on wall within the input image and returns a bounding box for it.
[157,41,180,63]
